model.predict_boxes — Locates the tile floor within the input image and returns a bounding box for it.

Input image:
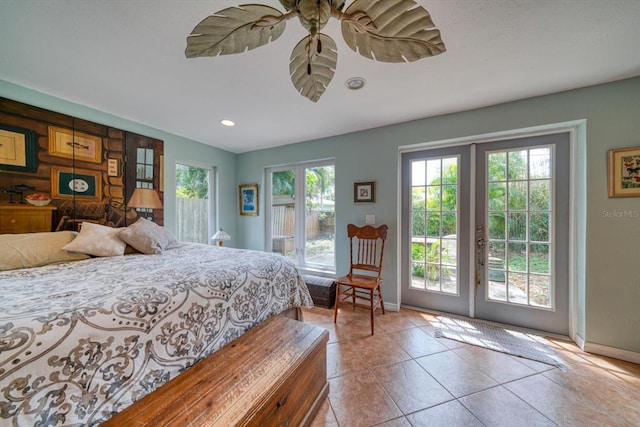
[303,306,640,427]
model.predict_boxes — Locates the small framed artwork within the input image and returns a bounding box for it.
[354,181,375,203]
[48,126,103,164]
[608,146,640,198]
[0,124,37,172]
[239,183,259,216]
[107,158,119,177]
[51,166,103,201]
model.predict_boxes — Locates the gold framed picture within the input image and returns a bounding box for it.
[51,166,103,201]
[0,124,37,172]
[48,126,103,164]
[239,183,259,216]
[608,146,640,198]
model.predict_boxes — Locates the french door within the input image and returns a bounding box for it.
[401,133,570,335]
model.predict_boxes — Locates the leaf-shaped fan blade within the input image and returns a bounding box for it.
[340,0,446,63]
[279,0,296,11]
[186,5,286,58]
[289,33,338,102]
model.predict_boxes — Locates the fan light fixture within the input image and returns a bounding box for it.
[345,77,365,90]
[186,0,446,102]
[220,119,235,127]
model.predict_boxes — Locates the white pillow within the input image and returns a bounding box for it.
[62,222,126,257]
[0,231,90,271]
[118,217,176,255]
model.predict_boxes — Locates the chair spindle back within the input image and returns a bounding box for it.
[347,224,388,278]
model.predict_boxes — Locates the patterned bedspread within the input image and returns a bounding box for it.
[0,243,313,426]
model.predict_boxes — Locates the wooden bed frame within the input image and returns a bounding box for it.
[104,310,328,426]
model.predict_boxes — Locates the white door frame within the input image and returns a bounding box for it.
[397,120,585,343]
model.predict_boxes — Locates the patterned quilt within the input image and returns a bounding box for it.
[0,243,313,426]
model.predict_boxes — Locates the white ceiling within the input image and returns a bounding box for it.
[1,0,639,153]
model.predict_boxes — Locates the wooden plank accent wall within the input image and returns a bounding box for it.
[0,97,164,230]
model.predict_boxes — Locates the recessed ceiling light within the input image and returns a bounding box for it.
[220,119,235,127]
[345,77,366,90]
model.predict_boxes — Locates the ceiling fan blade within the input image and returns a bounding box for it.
[340,0,446,63]
[186,5,287,58]
[279,0,296,11]
[289,33,338,102]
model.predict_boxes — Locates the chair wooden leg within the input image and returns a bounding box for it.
[334,284,340,324]
[378,285,386,314]
[370,289,375,335]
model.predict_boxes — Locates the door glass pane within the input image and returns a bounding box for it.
[508,150,528,180]
[530,213,549,242]
[426,186,442,210]
[412,212,426,237]
[488,183,506,211]
[507,182,527,210]
[529,148,551,179]
[529,244,549,274]
[304,165,335,268]
[412,187,426,210]
[529,181,550,210]
[488,152,507,181]
[175,164,210,244]
[486,146,553,309]
[508,212,527,240]
[409,156,459,294]
[488,213,505,239]
[426,213,441,238]
[271,169,296,260]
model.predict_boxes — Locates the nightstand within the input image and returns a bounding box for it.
[0,204,57,233]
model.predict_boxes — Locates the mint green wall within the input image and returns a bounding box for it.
[238,77,640,354]
[3,78,638,353]
[0,80,239,247]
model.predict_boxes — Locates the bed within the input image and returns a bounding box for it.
[0,232,313,426]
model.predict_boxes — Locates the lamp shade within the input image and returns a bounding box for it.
[211,228,231,246]
[128,188,163,209]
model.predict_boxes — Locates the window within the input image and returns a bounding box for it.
[267,160,335,273]
[175,163,215,244]
[410,156,459,294]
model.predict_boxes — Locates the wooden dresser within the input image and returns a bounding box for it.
[0,204,57,233]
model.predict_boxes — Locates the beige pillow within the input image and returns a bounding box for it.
[0,231,90,271]
[118,217,176,254]
[62,222,126,257]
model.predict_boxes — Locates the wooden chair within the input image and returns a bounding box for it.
[334,224,389,335]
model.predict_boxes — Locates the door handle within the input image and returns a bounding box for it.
[475,225,486,288]
[476,225,486,266]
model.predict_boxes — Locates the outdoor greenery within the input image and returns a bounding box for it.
[272,167,335,211]
[411,158,457,238]
[411,240,454,281]
[176,164,208,199]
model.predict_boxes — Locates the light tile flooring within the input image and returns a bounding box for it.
[303,306,640,427]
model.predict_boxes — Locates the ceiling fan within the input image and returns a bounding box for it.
[185,0,446,102]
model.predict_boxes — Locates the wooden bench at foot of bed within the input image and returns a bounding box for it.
[104,315,329,427]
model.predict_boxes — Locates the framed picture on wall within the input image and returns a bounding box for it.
[608,146,640,197]
[48,126,103,164]
[354,181,375,203]
[0,124,37,172]
[51,166,103,201]
[239,183,259,216]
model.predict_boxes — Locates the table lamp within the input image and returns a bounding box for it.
[211,228,231,246]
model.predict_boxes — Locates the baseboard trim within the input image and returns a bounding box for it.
[584,342,640,364]
[385,302,400,312]
[574,333,585,350]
